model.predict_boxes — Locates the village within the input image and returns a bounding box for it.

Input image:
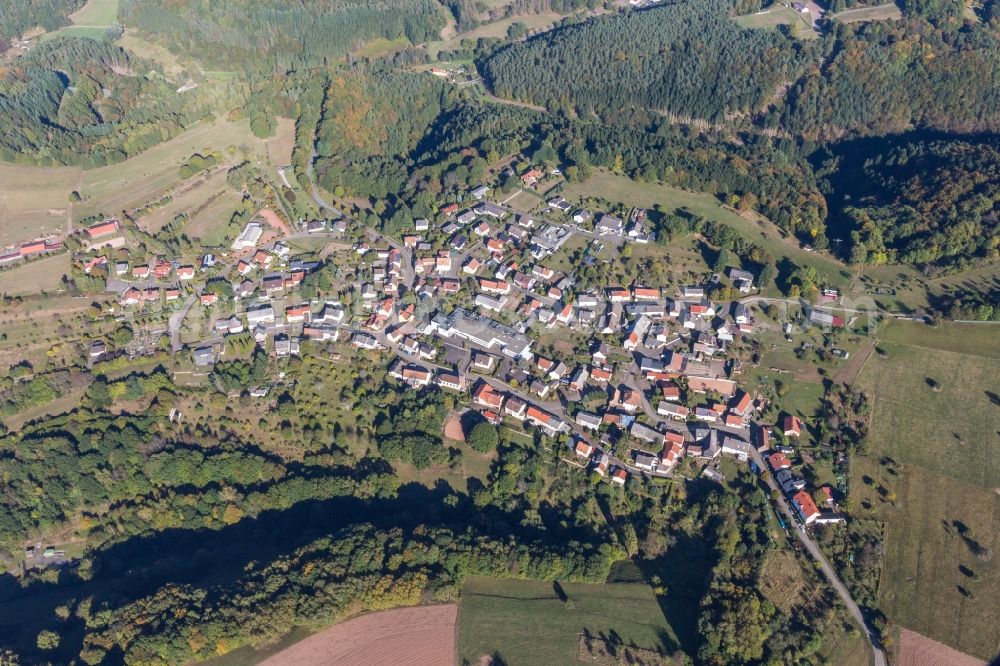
[57,163,857,537]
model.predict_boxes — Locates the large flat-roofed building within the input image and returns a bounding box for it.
[433,308,532,360]
[232,222,264,251]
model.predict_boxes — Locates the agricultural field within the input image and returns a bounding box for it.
[830,3,903,23]
[457,576,680,665]
[256,605,457,666]
[852,321,1000,659]
[562,171,854,294]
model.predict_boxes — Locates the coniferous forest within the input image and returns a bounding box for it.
[119,0,448,70]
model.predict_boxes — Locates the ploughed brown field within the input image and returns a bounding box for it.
[259,604,457,666]
[897,629,986,666]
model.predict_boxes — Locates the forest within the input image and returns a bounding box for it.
[781,19,1000,139]
[119,0,448,70]
[479,0,808,122]
[0,0,84,42]
[818,135,1000,269]
[0,37,235,166]
[313,69,453,199]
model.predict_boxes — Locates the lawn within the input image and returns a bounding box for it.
[562,171,852,293]
[851,321,1000,659]
[457,576,680,665]
[542,233,590,273]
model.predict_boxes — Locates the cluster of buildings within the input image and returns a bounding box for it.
[68,173,849,528]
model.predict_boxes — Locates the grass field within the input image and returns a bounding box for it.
[75,119,264,221]
[119,30,185,77]
[858,326,1000,488]
[831,3,903,22]
[0,254,72,296]
[1,119,264,246]
[354,36,410,59]
[41,0,120,42]
[457,576,679,665]
[185,189,243,246]
[266,118,296,168]
[852,321,1000,659]
[67,0,120,26]
[563,171,853,292]
[426,13,563,56]
[137,169,233,233]
[733,5,819,38]
[0,164,79,246]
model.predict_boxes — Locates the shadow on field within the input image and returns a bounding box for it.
[0,479,609,664]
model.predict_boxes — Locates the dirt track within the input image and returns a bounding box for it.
[259,604,457,666]
[898,629,986,666]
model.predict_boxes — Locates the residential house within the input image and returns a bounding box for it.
[526,405,567,436]
[436,372,465,392]
[593,452,610,476]
[768,452,792,471]
[193,347,215,367]
[657,402,689,421]
[792,490,821,525]
[590,366,613,384]
[595,214,624,236]
[633,451,660,472]
[631,421,665,447]
[721,436,751,461]
[611,467,628,485]
[576,411,603,431]
[783,415,802,437]
[472,382,506,411]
